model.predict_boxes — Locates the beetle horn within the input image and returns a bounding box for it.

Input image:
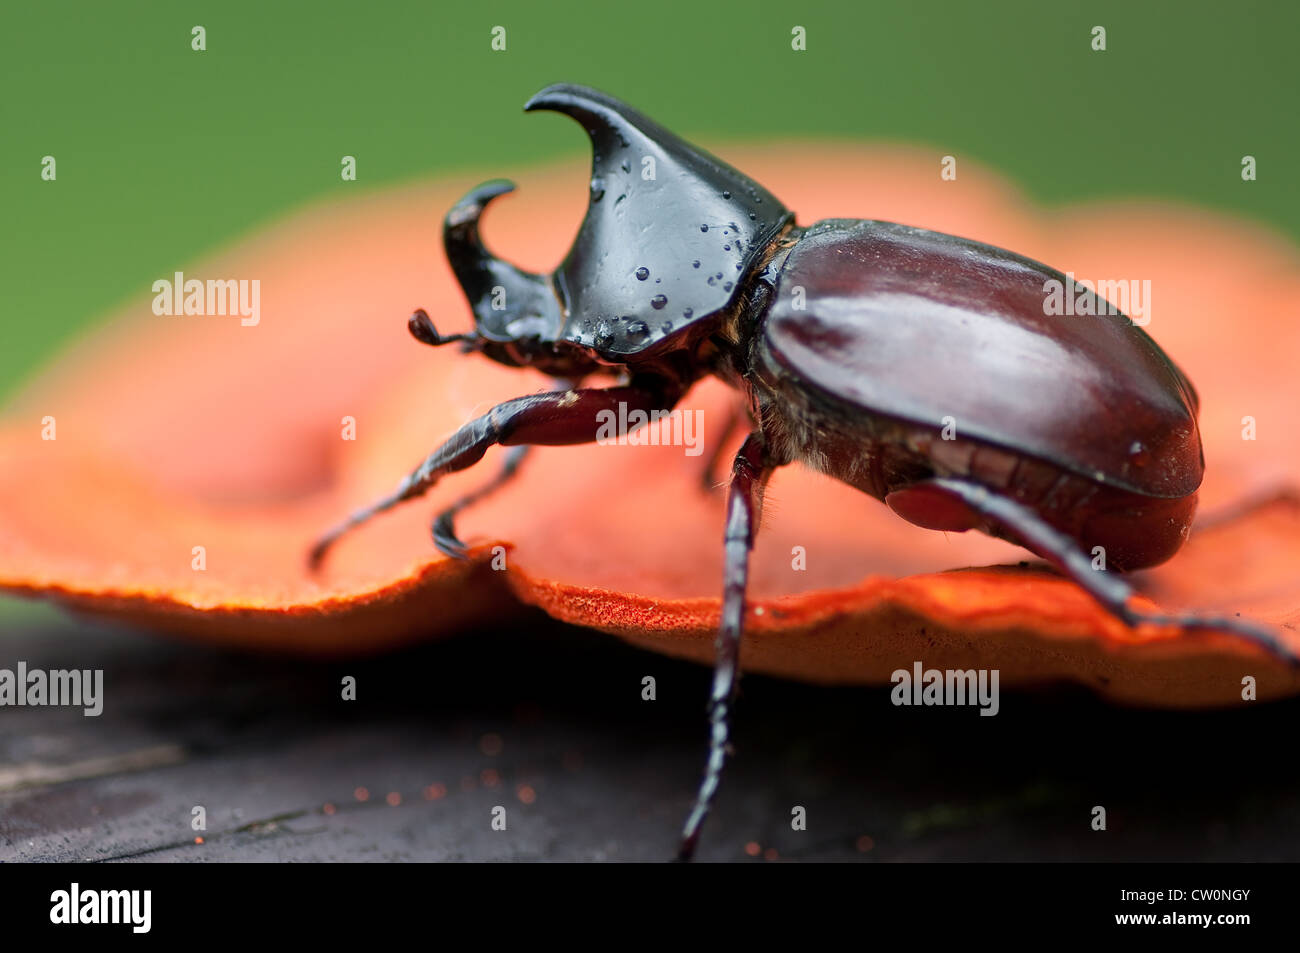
[442,179,562,344]
[442,178,520,289]
[524,84,678,156]
[522,83,788,213]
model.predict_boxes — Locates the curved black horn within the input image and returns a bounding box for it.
[442,179,519,287]
[442,179,561,343]
[517,84,792,356]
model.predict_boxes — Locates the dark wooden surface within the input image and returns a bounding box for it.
[3,607,1299,862]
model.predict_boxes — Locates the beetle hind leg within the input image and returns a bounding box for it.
[677,432,775,861]
[912,478,1299,667]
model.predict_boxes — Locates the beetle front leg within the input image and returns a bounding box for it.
[916,478,1300,666]
[431,380,578,557]
[308,379,681,569]
[678,432,775,861]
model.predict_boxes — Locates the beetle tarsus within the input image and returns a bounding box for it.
[308,476,424,570]
[678,433,773,862]
[1118,606,1299,669]
[431,510,469,559]
[431,445,532,559]
[924,478,1299,667]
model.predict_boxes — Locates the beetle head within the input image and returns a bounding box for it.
[429,85,792,368]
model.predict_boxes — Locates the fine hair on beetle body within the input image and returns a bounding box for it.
[308,83,1300,862]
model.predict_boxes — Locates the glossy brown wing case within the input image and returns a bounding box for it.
[760,219,1204,499]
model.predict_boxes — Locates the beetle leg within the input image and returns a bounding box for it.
[431,380,577,557]
[919,478,1300,666]
[678,431,775,861]
[308,377,682,569]
[431,445,532,558]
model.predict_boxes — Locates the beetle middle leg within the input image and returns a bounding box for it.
[308,377,682,568]
[678,431,777,861]
[906,478,1299,665]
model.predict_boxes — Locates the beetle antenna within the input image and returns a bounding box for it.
[409,308,475,348]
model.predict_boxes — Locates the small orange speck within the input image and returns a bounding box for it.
[194,836,204,845]
[423,783,447,800]
[323,802,336,815]
[479,732,504,757]
[744,841,761,857]
[856,835,874,852]
[354,786,370,802]
[386,791,402,806]
[460,775,476,792]
[517,784,536,804]
[481,768,501,787]
[763,847,779,862]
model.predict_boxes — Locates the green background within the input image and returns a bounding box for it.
[1,0,1296,400]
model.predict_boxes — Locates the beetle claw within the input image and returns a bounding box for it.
[306,535,333,572]
[432,507,470,560]
[428,445,534,561]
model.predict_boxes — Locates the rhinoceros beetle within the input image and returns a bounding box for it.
[310,83,1297,860]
